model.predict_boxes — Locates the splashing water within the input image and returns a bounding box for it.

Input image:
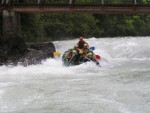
[0,37,150,113]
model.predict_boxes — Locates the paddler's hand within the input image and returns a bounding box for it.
[96,62,101,67]
[96,62,99,65]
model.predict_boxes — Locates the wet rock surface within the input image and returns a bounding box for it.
[0,35,55,66]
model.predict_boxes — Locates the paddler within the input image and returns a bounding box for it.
[77,36,89,49]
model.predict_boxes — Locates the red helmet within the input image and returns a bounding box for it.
[79,36,83,41]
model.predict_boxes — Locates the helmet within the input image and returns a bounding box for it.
[68,49,72,51]
[84,44,88,47]
[72,50,78,54]
[79,37,83,41]
[88,52,93,56]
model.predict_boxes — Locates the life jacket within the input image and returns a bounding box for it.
[77,40,88,49]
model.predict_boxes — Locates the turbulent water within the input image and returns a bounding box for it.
[0,37,150,113]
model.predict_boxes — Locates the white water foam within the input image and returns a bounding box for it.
[0,37,150,113]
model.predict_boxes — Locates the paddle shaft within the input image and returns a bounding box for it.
[66,54,75,66]
[85,57,101,67]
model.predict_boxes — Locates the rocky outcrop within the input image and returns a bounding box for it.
[17,42,56,66]
[0,35,56,66]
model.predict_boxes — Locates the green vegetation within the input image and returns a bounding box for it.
[20,13,150,42]
[0,0,150,42]
[20,13,100,42]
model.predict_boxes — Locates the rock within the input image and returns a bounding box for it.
[27,42,56,58]
[17,42,56,66]
[0,35,56,66]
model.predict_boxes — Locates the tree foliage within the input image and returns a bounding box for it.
[0,0,150,42]
[21,13,100,42]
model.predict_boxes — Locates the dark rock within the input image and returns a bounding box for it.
[28,42,56,58]
[0,35,56,66]
[16,42,56,66]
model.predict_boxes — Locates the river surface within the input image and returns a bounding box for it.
[0,37,150,113]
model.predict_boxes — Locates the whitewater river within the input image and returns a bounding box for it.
[0,37,150,113]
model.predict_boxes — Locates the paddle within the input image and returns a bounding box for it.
[95,55,101,60]
[84,57,101,67]
[90,47,95,50]
[53,51,61,57]
[66,54,76,66]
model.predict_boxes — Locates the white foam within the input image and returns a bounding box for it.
[0,37,150,113]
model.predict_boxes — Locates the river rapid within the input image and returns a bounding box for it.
[0,37,150,113]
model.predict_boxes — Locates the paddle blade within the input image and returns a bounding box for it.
[96,55,101,60]
[90,47,95,50]
[53,52,61,57]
